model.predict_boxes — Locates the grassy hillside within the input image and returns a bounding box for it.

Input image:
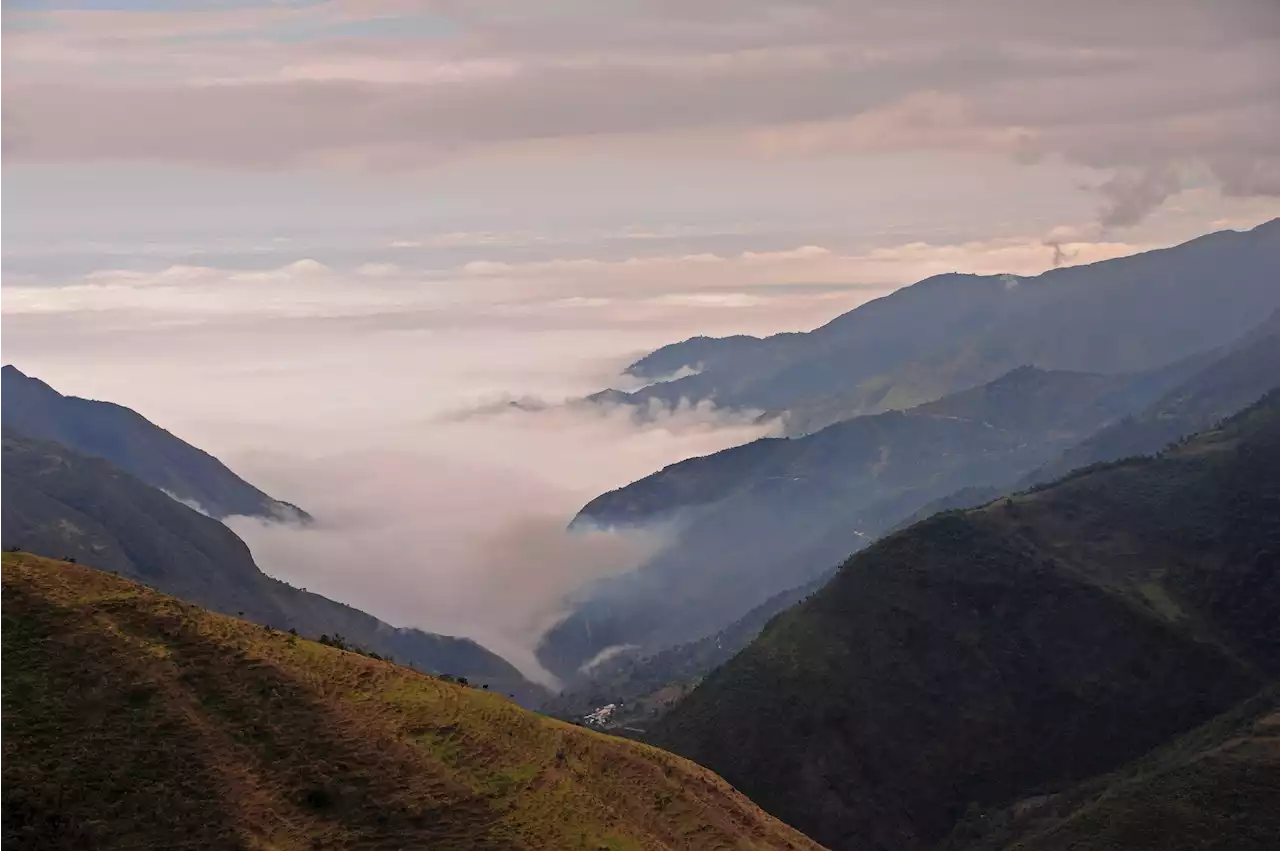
[651,393,1280,850]
[947,687,1280,851]
[1,553,825,851]
[1,431,541,702]
[2,365,306,521]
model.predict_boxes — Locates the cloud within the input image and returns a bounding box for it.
[1097,166,1183,230]
[221,401,774,687]
[5,1,1277,224]
[5,212,1276,684]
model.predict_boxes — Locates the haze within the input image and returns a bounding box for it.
[3,0,1278,684]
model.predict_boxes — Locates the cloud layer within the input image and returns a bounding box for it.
[5,0,1278,225]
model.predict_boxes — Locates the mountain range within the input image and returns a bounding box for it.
[542,309,1279,682]
[602,218,1280,434]
[4,219,1279,849]
[649,392,1280,850]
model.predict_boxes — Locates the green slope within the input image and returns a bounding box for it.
[651,393,1280,850]
[1,553,826,851]
[1,430,541,702]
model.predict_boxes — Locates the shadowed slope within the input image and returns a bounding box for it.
[1,553,826,851]
[946,687,1280,851]
[651,393,1280,850]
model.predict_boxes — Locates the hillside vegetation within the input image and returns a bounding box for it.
[651,393,1280,850]
[1,431,539,701]
[1,553,825,851]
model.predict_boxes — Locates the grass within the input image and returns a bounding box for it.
[2,552,825,851]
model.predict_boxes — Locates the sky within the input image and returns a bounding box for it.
[3,0,1279,684]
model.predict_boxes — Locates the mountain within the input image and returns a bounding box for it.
[1026,311,1280,485]
[945,686,1280,851]
[544,573,830,732]
[540,363,1195,680]
[2,365,307,522]
[1,553,825,851]
[893,312,1280,527]
[601,219,1280,434]
[649,393,1280,850]
[1,430,541,703]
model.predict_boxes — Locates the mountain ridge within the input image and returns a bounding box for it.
[649,391,1280,850]
[2,365,308,522]
[601,219,1280,434]
[542,357,1215,681]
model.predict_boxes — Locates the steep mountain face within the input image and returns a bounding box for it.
[1,431,540,702]
[2,365,308,522]
[649,394,1280,851]
[1,553,825,851]
[602,219,1280,434]
[944,687,1280,851]
[541,365,1192,681]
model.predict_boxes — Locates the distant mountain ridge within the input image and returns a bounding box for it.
[2,365,308,522]
[541,356,1215,681]
[1,429,543,703]
[650,392,1280,850]
[552,315,1280,721]
[602,219,1280,434]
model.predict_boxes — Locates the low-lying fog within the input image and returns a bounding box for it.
[2,222,1220,685]
[3,253,895,685]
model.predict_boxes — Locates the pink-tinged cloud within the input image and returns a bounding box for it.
[4,0,1278,226]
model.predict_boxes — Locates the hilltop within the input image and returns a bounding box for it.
[1,553,825,851]
[651,393,1280,850]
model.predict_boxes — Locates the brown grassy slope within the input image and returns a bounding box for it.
[1,553,825,851]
